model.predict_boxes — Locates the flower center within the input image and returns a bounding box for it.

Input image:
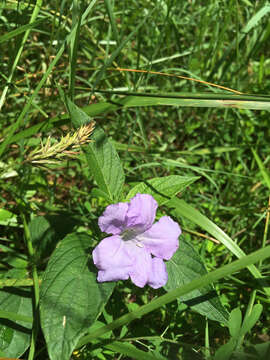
[121,228,138,241]
[121,228,144,248]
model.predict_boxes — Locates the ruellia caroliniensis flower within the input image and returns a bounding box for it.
[93,194,181,289]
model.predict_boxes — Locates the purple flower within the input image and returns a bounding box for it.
[93,194,181,289]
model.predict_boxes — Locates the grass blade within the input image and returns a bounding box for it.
[69,0,82,100]
[209,4,270,79]
[92,7,155,89]
[0,18,46,44]
[104,341,166,360]
[104,0,119,44]
[168,198,270,297]
[251,148,270,190]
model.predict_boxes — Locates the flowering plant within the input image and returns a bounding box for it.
[93,193,181,288]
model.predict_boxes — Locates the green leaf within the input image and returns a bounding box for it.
[213,338,236,360]
[0,209,17,226]
[84,91,270,111]
[0,160,18,179]
[228,308,242,338]
[29,214,78,261]
[0,309,32,323]
[0,289,33,358]
[165,237,229,324]
[127,175,199,205]
[89,320,112,340]
[240,304,263,336]
[104,341,166,360]
[252,341,270,359]
[40,233,114,360]
[0,209,14,221]
[65,95,92,129]
[91,188,112,202]
[119,92,270,110]
[168,198,270,297]
[251,148,270,190]
[85,126,125,201]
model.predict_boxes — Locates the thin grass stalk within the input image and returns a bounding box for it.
[260,196,270,269]
[204,319,210,359]
[0,0,43,111]
[69,0,81,101]
[22,213,40,360]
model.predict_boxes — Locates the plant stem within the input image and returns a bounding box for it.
[259,195,270,269]
[236,290,257,351]
[204,319,211,359]
[22,213,40,360]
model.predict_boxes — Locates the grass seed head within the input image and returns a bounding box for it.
[25,121,95,165]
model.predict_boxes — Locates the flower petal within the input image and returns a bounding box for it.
[93,235,133,271]
[148,258,168,289]
[97,268,130,282]
[139,216,181,260]
[98,202,129,235]
[126,194,158,234]
[125,242,152,288]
